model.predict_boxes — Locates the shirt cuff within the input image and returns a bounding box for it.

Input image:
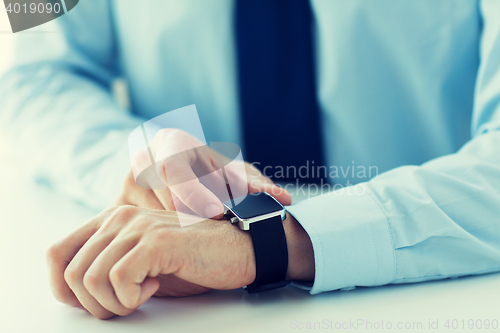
[287,183,396,294]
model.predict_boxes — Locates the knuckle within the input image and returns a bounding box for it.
[114,205,139,219]
[181,184,201,207]
[64,266,80,287]
[121,213,150,231]
[45,242,62,262]
[82,272,99,293]
[102,205,120,215]
[109,265,126,287]
[97,206,121,222]
[103,205,139,230]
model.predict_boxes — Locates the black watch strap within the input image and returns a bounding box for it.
[246,215,290,293]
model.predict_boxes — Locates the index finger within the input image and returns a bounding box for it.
[159,154,225,219]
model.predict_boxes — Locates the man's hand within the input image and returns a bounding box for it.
[45,205,256,319]
[45,205,314,320]
[115,129,292,215]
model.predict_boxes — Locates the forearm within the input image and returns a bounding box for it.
[0,4,144,211]
[286,130,500,294]
[0,68,142,211]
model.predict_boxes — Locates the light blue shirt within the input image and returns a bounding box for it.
[1,0,500,294]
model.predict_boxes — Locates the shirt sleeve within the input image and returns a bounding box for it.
[288,0,500,295]
[0,0,143,212]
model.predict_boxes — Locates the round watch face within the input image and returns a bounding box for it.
[223,192,284,220]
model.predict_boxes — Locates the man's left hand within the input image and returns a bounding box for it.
[45,205,256,319]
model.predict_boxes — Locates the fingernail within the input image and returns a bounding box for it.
[204,204,221,218]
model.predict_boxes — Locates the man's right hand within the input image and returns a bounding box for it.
[115,129,291,218]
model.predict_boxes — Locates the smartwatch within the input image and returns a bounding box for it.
[223,192,290,293]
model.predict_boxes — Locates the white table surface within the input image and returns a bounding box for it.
[1,142,499,333]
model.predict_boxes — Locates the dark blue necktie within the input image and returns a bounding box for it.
[236,0,325,184]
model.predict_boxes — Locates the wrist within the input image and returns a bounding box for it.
[228,209,315,288]
[283,212,315,282]
[226,221,257,287]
